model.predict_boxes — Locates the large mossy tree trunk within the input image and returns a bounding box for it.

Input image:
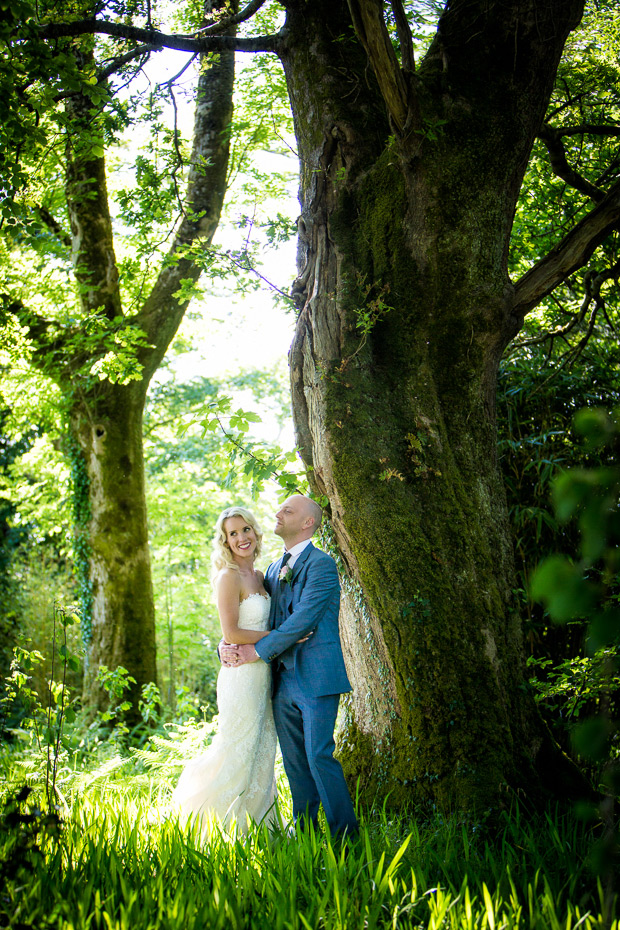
[279,0,595,809]
[69,384,154,710]
[21,8,236,717]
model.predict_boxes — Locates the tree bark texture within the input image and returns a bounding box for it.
[24,17,236,716]
[280,0,590,809]
[70,384,154,713]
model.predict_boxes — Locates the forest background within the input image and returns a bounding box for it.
[1,0,304,721]
[0,0,620,926]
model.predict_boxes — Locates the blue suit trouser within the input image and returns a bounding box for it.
[272,668,358,837]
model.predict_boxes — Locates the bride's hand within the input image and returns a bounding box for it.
[296,631,314,644]
[220,642,239,666]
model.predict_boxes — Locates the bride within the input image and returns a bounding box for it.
[171,506,277,838]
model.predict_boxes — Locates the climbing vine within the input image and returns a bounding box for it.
[66,430,93,648]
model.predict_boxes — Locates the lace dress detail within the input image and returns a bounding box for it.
[171,594,277,839]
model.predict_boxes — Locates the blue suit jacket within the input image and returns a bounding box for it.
[255,543,351,697]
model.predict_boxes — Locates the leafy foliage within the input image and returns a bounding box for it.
[0,404,32,676]
[498,335,620,652]
[0,786,62,929]
[509,0,620,363]
[527,651,620,745]
[530,407,620,884]
[530,410,619,723]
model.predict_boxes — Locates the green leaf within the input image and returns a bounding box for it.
[552,470,598,524]
[571,716,612,761]
[586,608,620,652]
[573,408,615,450]
[530,556,599,622]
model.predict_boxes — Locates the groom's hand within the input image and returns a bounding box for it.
[220,643,259,667]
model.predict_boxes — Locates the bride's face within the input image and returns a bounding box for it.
[224,516,258,561]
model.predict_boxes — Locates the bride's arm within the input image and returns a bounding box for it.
[215,570,269,645]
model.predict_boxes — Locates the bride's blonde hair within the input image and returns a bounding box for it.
[211,506,264,579]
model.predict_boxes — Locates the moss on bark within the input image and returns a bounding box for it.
[70,384,156,719]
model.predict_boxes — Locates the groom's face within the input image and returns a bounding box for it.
[274,496,309,543]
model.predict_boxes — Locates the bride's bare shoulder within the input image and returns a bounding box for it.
[215,566,239,577]
[214,567,241,597]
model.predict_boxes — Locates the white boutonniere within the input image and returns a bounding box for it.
[279,564,293,584]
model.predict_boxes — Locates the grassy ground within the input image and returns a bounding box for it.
[1,775,616,930]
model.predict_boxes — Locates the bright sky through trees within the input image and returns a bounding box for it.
[125,46,300,384]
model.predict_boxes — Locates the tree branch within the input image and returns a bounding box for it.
[137,18,237,380]
[36,206,71,249]
[538,123,605,202]
[387,0,415,73]
[553,124,620,139]
[512,180,620,320]
[347,0,410,132]
[513,261,620,348]
[523,293,605,397]
[37,18,279,54]
[51,45,157,100]
[197,0,268,35]
[513,273,593,347]
[97,44,157,82]
[596,153,620,188]
[64,50,123,322]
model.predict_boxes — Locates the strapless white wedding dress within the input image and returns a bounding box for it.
[171,594,277,838]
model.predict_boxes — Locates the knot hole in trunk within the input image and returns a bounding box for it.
[94,425,106,453]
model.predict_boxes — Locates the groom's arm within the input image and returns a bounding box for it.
[254,555,338,662]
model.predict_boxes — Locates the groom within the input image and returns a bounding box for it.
[221,495,358,838]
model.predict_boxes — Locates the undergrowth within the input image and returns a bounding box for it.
[0,777,616,930]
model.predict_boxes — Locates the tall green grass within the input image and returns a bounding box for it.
[2,786,616,930]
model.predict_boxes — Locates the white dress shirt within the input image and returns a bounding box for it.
[284,538,312,569]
